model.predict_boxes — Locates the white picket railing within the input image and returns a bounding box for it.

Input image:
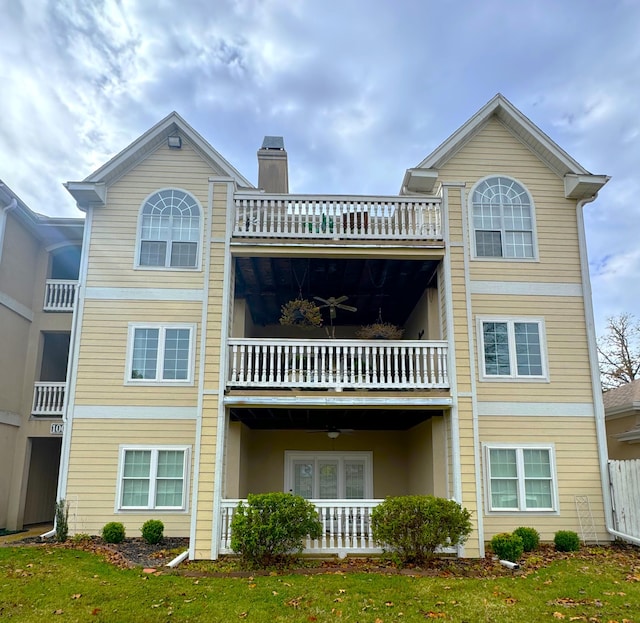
[220,499,383,554]
[43,279,78,311]
[233,193,442,241]
[609,459,640,541]
[32,382,66,416]
[227,339,449,390]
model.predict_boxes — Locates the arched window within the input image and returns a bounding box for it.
[472,177,535,259]
[138,189,200,268]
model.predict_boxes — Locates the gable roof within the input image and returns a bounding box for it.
[65,112,253,209]
[603,379,640,418]
[402,94,609,198]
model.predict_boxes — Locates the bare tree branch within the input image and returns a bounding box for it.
[598,313,640,390]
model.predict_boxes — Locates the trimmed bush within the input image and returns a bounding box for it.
[513,526,540,552]
[489,532,524,562]
[554,530,580,552]
[141,519,164,545]
[370,496,472,565]
[102,522,126,544]
[54,499,69,543]
[230,493,322,568]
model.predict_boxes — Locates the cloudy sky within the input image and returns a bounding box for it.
[1,0,639,336]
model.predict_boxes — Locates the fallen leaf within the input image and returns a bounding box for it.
[385,601,394,607]
[71,594,81,600]
[91,608,101,616]
[553,614,566,620]
[54,610,64,615]
[272,591,278,596]
[505,597,517,604]
[238,612,248,618]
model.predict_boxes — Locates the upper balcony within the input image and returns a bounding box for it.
[232,193,443,243]
[43,279,78,312]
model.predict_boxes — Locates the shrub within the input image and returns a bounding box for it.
[54,499,69,543]
[370,496,472,565]
[102,522,126,544]
[554,530,580,552]
[230,493,322,568]
[70,533,92,544]
[513,526,540,552]
[141,519,164,545]
[489,532,524,562]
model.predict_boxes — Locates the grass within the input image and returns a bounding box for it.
[0,545,639,622]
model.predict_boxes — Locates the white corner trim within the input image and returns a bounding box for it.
[470,281,582,297]
[0,410,22,427]
[85,287,204,301]
[0,290,34,322]
[477,401,594,417]
[73,406,198,419]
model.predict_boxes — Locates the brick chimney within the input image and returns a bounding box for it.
[257,136,288,194]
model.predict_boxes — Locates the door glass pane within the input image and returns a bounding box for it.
[345,462,365,499]
[319,462,338,499]
[293,462,313,498]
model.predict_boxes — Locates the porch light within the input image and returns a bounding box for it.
[167,136,182,149]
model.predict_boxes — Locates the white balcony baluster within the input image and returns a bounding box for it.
[32,382,66,416]
[227,339,449,391]
[233,194,442,241]
[43,280,78,312]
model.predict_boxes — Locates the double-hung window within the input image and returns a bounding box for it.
[485,444,556,512]
[137,189,200,269]
[127,323,195,384]
[472,177,535,259]
[118,446,190,511]
[479,318,547,380]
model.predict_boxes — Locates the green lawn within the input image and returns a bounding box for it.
[1,545,639,622]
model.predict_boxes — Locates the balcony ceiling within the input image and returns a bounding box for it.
[234,257,439,327]
[230,407,442,431]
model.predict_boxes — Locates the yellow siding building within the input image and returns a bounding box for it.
[2,95,613,559]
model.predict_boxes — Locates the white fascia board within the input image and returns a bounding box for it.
[64,182,106,210]
[564,174,610,199]
[615,427,640,443]
[401,168,439,194]
[415,93,593,176]
[81,112,253,189]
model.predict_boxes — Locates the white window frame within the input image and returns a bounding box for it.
[134,188,203,271]
[477,316,548,382]
[125,323,196,386]
[469,175,539,261]
[284,451,373,499]
[115,445,191,512]
[483,443,558,514]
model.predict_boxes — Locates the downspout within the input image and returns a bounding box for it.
[0,197,18,262]
[576,195,640,546]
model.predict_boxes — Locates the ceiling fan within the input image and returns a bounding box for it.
[313,295,357,320]
[306,426,355,439]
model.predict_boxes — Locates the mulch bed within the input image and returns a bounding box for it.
[5,536,639,579]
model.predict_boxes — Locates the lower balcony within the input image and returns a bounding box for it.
[227,339,449,391]
[220,499,383,554]
[32,382,66,416]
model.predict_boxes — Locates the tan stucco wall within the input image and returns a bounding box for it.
[606,413,640,460]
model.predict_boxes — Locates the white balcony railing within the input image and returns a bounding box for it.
[44,279,78,311]
[227,339,449,391]
[220,499,383,554]
[32,382,66,416]
[233,194,442,241]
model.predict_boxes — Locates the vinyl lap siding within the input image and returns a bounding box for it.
[86,141,214,289]
[479,416,607,543]
[65,419,197,535]
[74,299,202,406]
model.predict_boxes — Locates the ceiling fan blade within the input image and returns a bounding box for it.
[337,304,357,312]
[333,295,349,305]
[313,296,330,305]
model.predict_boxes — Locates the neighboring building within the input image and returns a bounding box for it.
[2,94,612,557]
[0,182,83,530]
[603,380,640,459]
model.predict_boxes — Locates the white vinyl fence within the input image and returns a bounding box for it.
[608,459,640,541]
